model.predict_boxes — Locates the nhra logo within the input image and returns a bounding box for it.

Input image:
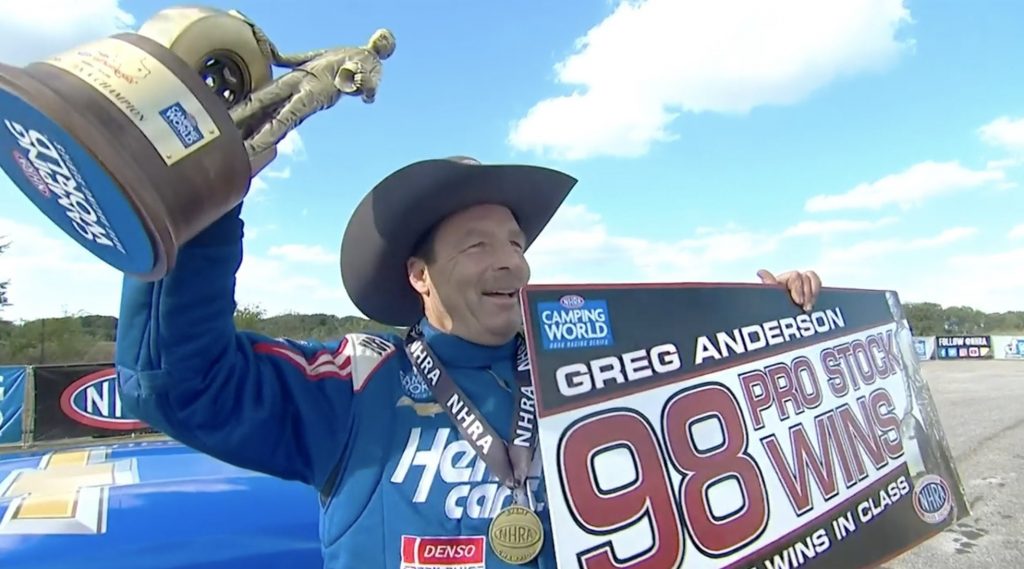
[559,294,585,309]
[59,368,147,430]
[10,150,50,197]
[536,294,614,350]
[913,474,953,524]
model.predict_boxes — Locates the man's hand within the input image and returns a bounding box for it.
[757,269,822,312]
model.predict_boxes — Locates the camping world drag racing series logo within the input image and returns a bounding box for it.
[537,294,614,350]
[159,102,205,148]
[4,119,125,255]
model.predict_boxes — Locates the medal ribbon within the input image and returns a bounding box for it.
[404,324,537,503]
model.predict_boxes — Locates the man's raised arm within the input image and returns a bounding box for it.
[115,204,358,489]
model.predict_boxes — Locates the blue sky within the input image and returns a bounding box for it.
[0,0,1021,322]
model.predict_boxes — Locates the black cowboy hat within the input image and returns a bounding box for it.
[339,156,578,326]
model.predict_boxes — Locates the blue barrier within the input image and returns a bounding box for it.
[0,366,27,445]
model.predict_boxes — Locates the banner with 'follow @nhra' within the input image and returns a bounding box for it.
[0,366,26,445]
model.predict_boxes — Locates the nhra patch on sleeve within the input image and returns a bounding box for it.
[345,333,397,391]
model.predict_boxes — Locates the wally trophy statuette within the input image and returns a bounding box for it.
[0,6,395,280]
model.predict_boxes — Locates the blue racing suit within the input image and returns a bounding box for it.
[115,206,552,569]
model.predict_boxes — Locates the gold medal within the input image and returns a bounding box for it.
[488,505,544,564]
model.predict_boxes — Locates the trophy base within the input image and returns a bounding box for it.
[0,33,251,281]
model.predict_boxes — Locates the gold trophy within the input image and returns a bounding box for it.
[0,6,395,280]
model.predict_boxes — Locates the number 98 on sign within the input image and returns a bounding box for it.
[555,383,766,569]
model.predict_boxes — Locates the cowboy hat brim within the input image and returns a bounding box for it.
[340,157,578,327]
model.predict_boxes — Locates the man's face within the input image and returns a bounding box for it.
[407,204,530,345]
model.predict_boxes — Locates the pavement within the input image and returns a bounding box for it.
[882,360,1024,568]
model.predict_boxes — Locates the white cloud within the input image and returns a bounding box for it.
[0,216,122,321]
[267,244,335,264]
[986,158,1023,171]
[244,133,305,200]
[0,214,360,321]
[277,131,306,160]
[804,161,1004,212]
[822,226,976,264]
[782,217,898,237]
[807,226,978,292]
[979,116,1024,153]
[936,246,1024,312]
[509,0,914,160]
[247,176,271,201]
[1009,224,1024,239]
[235,252,357,317]
[263,167,292,179]
[528,206,1015,312]
[527,204,781,283]
[0,1,135,65]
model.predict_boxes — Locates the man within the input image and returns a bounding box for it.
[116,156,821,569]
[229,25,396,156]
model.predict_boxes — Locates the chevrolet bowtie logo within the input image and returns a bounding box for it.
[0,448,139,534]
[396,396,444,417]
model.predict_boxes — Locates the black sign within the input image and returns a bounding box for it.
[935,335,992,359]
[32,363,155,441]
[522,284,896,417]
[520,283,969,569]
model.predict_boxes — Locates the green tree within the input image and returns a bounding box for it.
[904,302,946,336]
[0,315,94,365]
[904,302,1024,336]
[234,303,267,332]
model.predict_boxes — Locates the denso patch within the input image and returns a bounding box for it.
[401,535,485,569]
[59,368,147,430]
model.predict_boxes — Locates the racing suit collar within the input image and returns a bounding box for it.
[417,317,518,369]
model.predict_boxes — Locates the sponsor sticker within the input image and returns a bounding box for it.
[913,338,927,357]
[401,535,486,569]
[537,294,614,350]
[401,369,432,402]
[43,37,219,165]
[913,475,953,524]
[159,102,205,148]
[58,368,147,431]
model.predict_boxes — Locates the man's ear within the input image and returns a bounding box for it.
[407,256,430,294]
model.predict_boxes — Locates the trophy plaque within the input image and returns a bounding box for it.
[0,6,395,280]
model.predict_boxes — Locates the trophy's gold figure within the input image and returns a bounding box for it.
[229,21,396,157]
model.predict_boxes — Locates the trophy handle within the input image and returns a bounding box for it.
[137,7,273,110]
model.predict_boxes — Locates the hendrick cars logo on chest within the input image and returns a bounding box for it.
[537,294,615,350]
[59,368,146,430]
